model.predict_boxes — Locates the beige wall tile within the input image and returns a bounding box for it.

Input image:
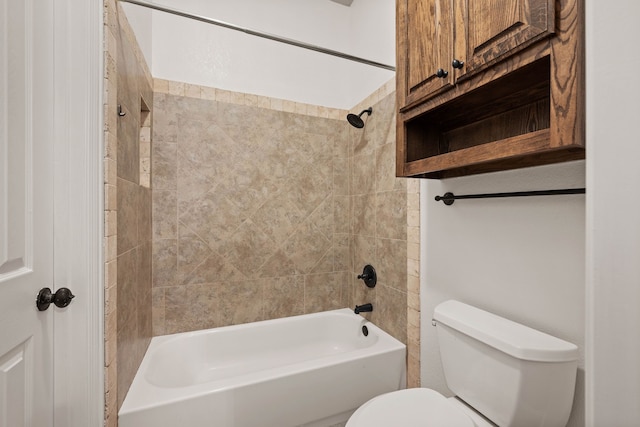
[215,88,232,103]
[185,83,201,98]
[328,109,343,121]
[407,191,420,211]
[269,97,284,111]
[165,283,219,333]
[105,183,117,211]
[105,259,117,288]
[154,78,169,94]
[104,310,117,365]
[408,290,420,311]
[152,287,165,336]
[106,5,155,414]
[152,189,177,239]
[407,208,420,227]
[407,225,420,244]
[168,80,185,96]
[407,242,420,262]
[218,281,263,327]
[263,276,304,320]
[407,257,420,278]
[376,238,407,292]
[147,82,418,386]
[305,272,346,313]
[116,178,139,255]
[376,191,407,240]
[281,99,296,113]
[151,142,177,190]
[407,274,420,295]
[229,90,245,105]
[105,210,117,238]
[104,158,117,185]
[407,354,421,388]
[152,239,177,288]
[244,93,258,107]
[105,235,117,263]
[105,131,117,160]
[200,86,216,100]
[375,285,407,344]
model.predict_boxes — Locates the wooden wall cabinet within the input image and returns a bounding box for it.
[396,0,585,179]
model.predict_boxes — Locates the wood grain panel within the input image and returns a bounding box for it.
[550,0,584,148]
[400,0,454,103]
[396,0,584,179]
[461,0,555,80]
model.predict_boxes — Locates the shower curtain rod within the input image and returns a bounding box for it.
[118,0,396,71]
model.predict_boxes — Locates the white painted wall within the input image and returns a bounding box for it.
[420,3,640,425]
[120,3,152,68]
[585,0,640,425]
[420,161,586,426]
[122,0,394,109]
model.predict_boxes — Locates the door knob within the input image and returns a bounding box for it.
[36,287,75,311]
[436,68,448,78]
[452,59,465,69]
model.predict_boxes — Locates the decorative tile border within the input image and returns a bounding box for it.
[406,178,421,387]
[154,78,351,121]
[352,77,396,115]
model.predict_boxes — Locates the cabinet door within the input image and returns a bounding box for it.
[456,0,555,80]
[398,0,454,107]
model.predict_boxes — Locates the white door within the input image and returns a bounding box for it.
[0,0,56,425]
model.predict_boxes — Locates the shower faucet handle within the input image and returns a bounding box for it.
[357,265,377,288]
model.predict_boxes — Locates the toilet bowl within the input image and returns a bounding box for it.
[346,300,578,427]
[346,388,496,427]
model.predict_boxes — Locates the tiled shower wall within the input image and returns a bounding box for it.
[348,87,421,387]
[104,7,421,425]
[103,0,153,424]
[151,83,353,334]
[149,79,421,386]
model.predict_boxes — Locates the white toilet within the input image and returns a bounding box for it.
[347,300,578,427]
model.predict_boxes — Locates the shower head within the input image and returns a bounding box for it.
[347,107,373,128]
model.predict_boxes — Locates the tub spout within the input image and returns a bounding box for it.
[354,303,373,314]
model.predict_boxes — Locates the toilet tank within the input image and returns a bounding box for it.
[433,300,578,427]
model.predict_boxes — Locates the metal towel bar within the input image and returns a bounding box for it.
[435,188,586,205]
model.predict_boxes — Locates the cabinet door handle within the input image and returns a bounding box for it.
[452,59,465,69]
[436,68,448,78]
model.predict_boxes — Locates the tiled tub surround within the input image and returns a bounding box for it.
[104,7,419,424]
[103,0,154,421]
[348,83,420,387]
[151,89,353,335]
[349,91,408,347]
[149,79,421,387]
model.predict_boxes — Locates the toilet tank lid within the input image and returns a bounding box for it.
[433,300,578,362]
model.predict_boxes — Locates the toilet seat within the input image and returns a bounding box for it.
[346,388,475,427]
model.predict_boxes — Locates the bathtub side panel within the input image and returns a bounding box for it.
[119,348,405,427]
[236,349,406,427]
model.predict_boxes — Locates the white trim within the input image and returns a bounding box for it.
[584,0,595,418]
[52,0,104,425]
[585,0,640,425]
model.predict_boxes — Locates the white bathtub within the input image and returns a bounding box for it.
[118,308,406,427]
